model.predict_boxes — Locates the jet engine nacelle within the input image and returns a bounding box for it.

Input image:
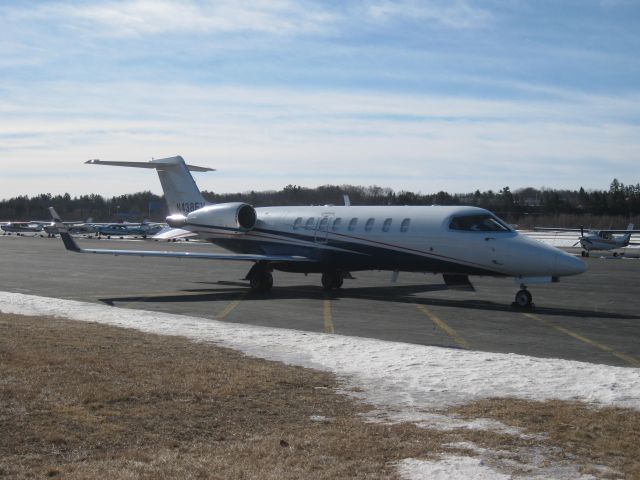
[167,202,257,232]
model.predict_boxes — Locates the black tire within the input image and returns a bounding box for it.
[515,289,532,308]
[250,273,273,292]
[249,276,260,290]
[263,273,274,290]
[321,272,333,290]
[322,271,344,290]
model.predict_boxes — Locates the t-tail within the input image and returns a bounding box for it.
[85,156,214,215]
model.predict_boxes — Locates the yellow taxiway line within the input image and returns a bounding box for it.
[216,292,247,321]
[323,295,335,334]
[415,304,471,349]
[523,313,640,367]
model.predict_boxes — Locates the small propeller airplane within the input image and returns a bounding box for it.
[48,156,587,308]
[1,221,45,235]
[536,224,640,257]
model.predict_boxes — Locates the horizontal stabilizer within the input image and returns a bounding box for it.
[86,156,214,172]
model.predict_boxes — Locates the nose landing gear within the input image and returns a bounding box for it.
[514,285,533,308]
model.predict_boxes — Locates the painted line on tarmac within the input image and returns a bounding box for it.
[523,313,640,368]
[216,292,247,321]
[323,295,335,334]
[415,304,471,349]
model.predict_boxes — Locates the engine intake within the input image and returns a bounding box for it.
[184,202,257,232]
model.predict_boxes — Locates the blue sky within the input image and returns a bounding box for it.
[1,0,639,199]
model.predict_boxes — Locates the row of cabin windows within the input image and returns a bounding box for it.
[293,217,411,233]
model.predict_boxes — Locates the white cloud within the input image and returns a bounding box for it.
[37,0,338,38]
[1,1,638,197]
[367,0,493,28]
[1,81,639,197]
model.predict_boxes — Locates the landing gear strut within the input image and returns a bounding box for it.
[246,262,273,292]
[321,271,344,291]
[513,285,533,308]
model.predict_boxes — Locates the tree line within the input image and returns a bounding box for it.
[2,179,639,229]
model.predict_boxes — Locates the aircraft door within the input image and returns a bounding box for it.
[315,213,333,244]
[484,236,509,268]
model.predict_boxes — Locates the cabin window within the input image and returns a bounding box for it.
[332,218,342,231]
[293,217,303,230]
[382,218,392,232]
[305,217,316,230]
[318,217,329,231]
[365,218,375,232]
[348,218,358,231]
[400,218,411,232]
[449,214,511,232]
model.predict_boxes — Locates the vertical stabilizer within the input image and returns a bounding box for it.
[623,223,635,246]
[85,156,214,215]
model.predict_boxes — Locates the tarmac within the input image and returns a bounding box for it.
[1,234,639,368]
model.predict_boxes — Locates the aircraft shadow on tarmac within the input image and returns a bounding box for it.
[98,282,640,321]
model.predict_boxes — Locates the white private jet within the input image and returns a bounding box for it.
[49,156,586,308]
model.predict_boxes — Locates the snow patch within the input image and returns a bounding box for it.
[1,292,639,414]
[397,456,510,480]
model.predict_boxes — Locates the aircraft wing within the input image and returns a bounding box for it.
[596,229,640,234]
[49,207,315,264]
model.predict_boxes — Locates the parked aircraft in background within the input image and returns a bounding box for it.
[1,221,45,235]
[67,223,99,236]
[50,156,586,308]
[535,225,640,257]
[44,218,99,237]
[3,220,94,237]
[41,217,165,239]
[96,222,163,239]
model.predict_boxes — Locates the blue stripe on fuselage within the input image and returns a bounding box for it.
[196,224,503,276]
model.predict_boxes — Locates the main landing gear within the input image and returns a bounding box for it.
[581,250,590,257]
[245,264,348,292]
[321,271,344,291]
[245,262,273,292]
[513,284,533,309]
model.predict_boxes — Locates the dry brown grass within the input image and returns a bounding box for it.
[451,399,640,478]
[1,313,639,479]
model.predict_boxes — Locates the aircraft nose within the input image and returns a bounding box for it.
[555,251,587,276]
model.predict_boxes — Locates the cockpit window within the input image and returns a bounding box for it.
[449,214,511,232]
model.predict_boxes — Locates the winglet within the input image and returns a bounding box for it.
[48,207,81,252]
